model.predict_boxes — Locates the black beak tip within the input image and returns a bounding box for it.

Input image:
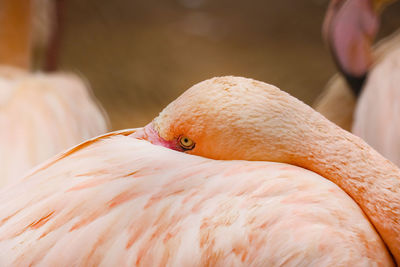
[342,72,367,98]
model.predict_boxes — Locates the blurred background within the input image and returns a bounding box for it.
[34,0,400,130]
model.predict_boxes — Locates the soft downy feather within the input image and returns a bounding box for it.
[0,66,108,186]
[0,130,392,266]
[352,47,400,165]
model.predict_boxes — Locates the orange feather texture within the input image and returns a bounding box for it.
[0,76,399,266]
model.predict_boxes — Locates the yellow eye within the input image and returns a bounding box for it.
[179,136,195,150]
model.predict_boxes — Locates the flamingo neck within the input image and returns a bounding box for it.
[291,110,400,263]
[139,76,400,262]
[0,0,32,69]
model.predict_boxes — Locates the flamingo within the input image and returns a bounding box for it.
[0,76,398,266]
[314,0,400,165]
[0,0,108,186]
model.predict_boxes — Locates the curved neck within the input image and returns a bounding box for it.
[44,0,65,72]
[0,0,32,69]
[291,109,400,263]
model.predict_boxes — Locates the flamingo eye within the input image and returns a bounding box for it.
[178,136,195,151]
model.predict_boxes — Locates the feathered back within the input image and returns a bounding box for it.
[0,131,392,266]
[0,67,108,186]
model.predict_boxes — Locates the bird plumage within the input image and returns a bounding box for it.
[315,1,400,166]
[353,47,400,164]
[0,130,393,266]
[0,0,109,186]
[0,67,108,186]
[315,28,400,132]
[0,76,399,265]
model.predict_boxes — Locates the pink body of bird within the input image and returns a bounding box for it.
[0,0,109,187]
[0,130,393,266]
[0,76,399,266]
[0,66,108,187]
[353,47,400,166]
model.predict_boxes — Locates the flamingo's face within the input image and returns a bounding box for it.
[133,122,195,152]
[133,76,308,163]
[133,77,245,159]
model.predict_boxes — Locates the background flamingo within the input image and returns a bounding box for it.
[314,0,400,165]
[0,76,398,266]
[0,0,108,186]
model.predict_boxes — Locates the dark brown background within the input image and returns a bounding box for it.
[52,0,400,130]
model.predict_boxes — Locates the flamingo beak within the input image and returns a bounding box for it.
[131,123,182,151]
[324,0,380,94]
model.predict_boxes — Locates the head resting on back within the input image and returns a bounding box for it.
[135,76,328,164]
[133,76,400,265]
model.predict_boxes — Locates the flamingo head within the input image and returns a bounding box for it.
[133,76,318,163]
